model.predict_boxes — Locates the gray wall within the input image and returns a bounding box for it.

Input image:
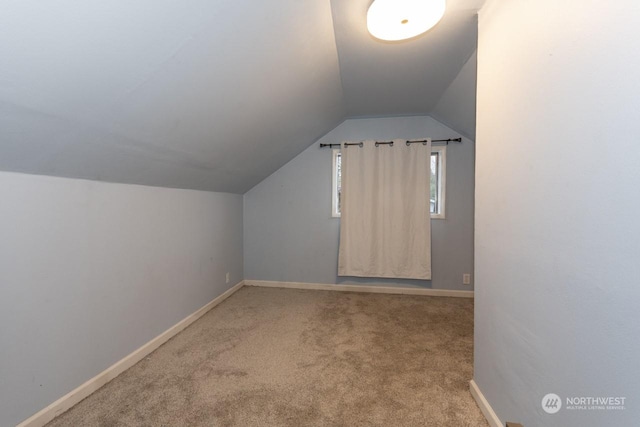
[474,0,640,426]
[244,116,475,291]
[0,171,243,426]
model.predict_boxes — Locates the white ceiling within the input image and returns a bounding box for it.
[0,0,483,193]
[331,0,481,117]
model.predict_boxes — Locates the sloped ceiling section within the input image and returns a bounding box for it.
[0,0,344,193]
[331,0,482,117]
[432,50,477,140]
[0,0,482,193]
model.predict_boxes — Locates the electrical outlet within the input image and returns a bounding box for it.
[225,272,230,284]
[463,273,471,285]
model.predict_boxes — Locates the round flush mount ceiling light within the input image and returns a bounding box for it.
[367,0,446,41]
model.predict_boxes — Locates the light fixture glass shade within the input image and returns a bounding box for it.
[367,0,446,41]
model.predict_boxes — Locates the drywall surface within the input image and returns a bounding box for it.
[330,0,482,116]
[244,116,475,290]
[432,50,477,140]
[0,0,343,193]
[0,171,243,426]
[474,1,640,426]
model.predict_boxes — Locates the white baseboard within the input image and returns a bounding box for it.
[17,281,245,427]
[470,379,502,427]
[244,280,473,298]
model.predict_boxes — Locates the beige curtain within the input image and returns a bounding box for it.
[338,139,432,280]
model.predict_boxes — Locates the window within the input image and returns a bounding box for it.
[332,149,342,218]
[429,145,446,219]
[332,146,446,219]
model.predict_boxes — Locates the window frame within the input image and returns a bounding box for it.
[332,145,446,219]
[430,145,447,219]
[332,149,341,218]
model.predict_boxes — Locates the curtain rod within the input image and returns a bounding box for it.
[319,138,462,149]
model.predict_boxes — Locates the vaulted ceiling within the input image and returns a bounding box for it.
[0,0,483,193]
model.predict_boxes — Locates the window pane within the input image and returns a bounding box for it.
[336,153,341,214]
[430,153,438,214]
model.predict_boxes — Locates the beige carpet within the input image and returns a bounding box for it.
[47,287,488,426]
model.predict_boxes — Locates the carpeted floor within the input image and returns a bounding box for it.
[47,287,488,426]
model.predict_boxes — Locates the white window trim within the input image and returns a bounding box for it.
[331,145,446,219]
